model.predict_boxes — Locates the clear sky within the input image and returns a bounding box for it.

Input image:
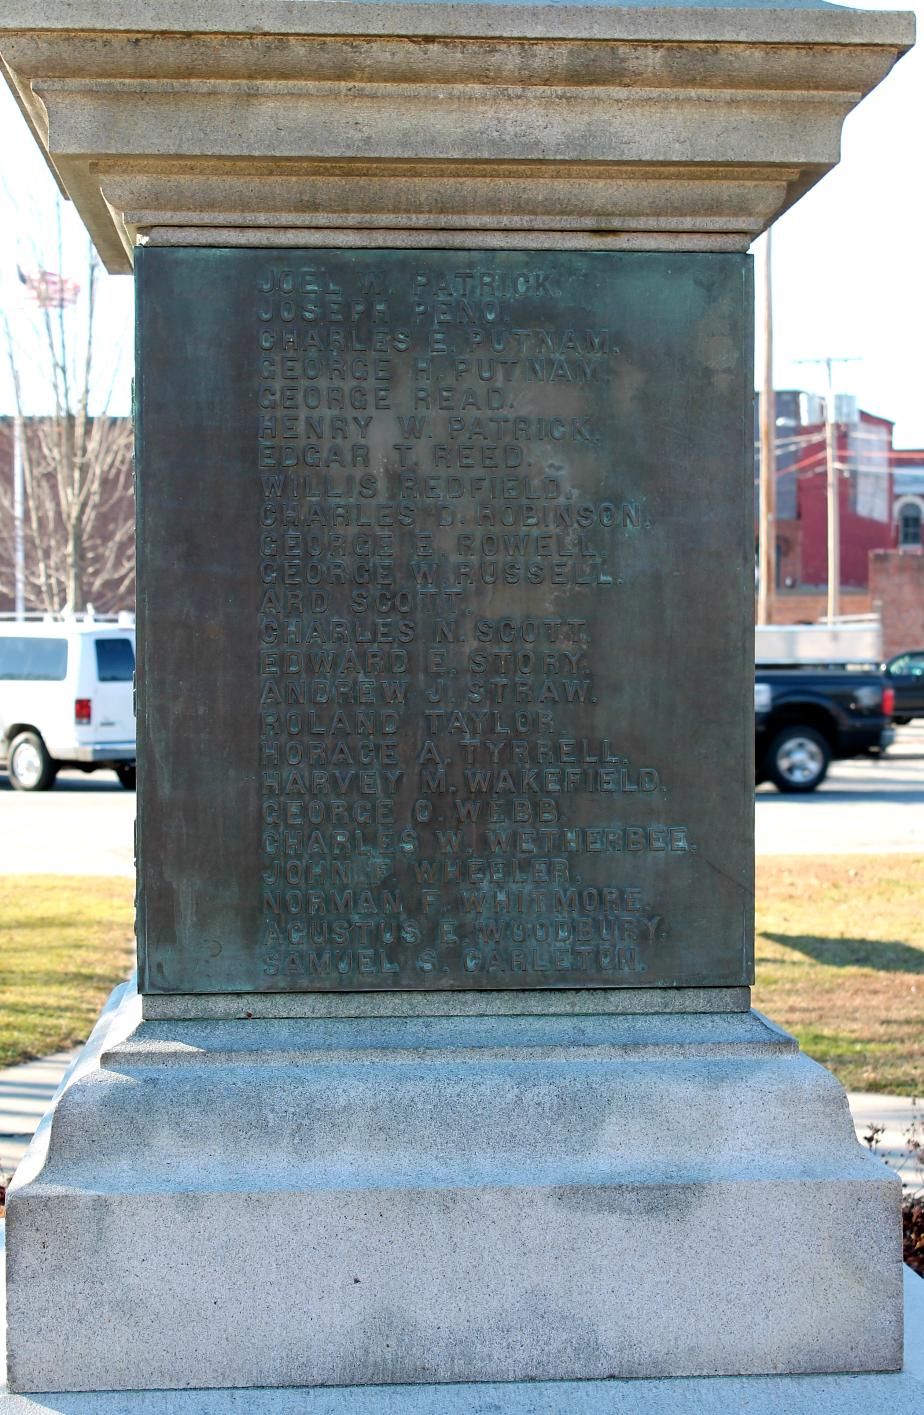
[0,0,921,443]
[756,0,924,450]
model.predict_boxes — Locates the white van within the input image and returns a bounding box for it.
[0,613,136,791]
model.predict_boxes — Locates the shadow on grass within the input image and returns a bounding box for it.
[762,931,924,973]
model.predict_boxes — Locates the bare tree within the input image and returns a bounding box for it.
[1,218,133,615]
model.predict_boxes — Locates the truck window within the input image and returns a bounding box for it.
[95,637,135,682]
[0,636,68,681]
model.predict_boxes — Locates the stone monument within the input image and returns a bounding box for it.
[1,2,919,1409]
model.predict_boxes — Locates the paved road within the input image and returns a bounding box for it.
[2,728,923,872]
[756,722,924,855]
[0,768,135,876]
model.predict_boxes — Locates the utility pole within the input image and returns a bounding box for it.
[757,230,775,625]
[795,354,861,625]
[13,413,25,620]
[823,357,840,624]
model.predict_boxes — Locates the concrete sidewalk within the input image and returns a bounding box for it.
[849,1091,923,1189]
[0,1051,78,1177]
[2,1048,921,1186]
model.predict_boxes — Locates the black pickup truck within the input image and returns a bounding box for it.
[755,667,895,793]
[883,650,924,723]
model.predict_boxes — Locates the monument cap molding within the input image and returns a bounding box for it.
[0,0,913,272]
[0,0,916,43]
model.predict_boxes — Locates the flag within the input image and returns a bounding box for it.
[17,266,80,308]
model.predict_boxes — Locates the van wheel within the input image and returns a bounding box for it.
[7,731,57,792]
[767,726,830,793]
[116,765,136,791]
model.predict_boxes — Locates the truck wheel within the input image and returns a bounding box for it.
[767,726,830,794]
[116,765,136,791]
[7,731,57,792]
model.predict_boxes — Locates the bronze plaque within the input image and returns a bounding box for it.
[136,248,754,994]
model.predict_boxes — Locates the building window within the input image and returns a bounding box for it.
[899,503,923,548]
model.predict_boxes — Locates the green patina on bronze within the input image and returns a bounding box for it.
[135,248,754,995]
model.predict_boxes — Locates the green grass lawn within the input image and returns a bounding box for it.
[0,876,134,1069]
[754,856,924,1096]
[0,862,921,1097]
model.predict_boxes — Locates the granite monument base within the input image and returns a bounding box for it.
[5,982,902,1395]
[3,1351,924,1415]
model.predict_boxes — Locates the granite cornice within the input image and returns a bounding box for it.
[0,2,916,46]
[0,3,914,270]
[0,32,911,91]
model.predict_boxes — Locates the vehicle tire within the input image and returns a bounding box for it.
[766,725,831,794]
[116,764,136,791]
[893,715,911,726]
[7,731,57,792]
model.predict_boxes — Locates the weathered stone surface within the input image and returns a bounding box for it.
[2,1263,924,1409]
[0,1,913,270]
[5,983,903,1393]
[3,1264,924,1413]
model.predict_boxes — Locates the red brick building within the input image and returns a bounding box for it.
[870,551,924,658]
[892,450,924,552]
[756,391,895,600]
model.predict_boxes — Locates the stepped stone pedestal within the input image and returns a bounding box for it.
[2,982,907,1394]
[0,0,916,1407]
